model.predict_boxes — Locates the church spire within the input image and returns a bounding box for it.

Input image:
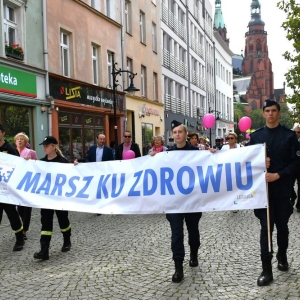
[213,0,229,46]
[248,0,265,27]
[214,0,225,29]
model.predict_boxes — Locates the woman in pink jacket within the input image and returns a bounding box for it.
[14,132,38,240]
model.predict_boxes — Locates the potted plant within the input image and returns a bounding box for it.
[5,42,24,60]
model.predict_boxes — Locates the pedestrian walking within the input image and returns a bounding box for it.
[290,125,300,211]
[158,120,202,283]
[115,131,141,160]
[14,132,38,240]
[249,99,300,286]
[33,136,72,260]
[0,124,24,251]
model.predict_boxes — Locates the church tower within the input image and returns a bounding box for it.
[242,0,274,109]
[213,0,229,46]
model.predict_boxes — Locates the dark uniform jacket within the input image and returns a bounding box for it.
[0,140,19,156]
[249,124,300,198]
[115,142,141,160]
[41,155,69,163]
[168,142,199,151]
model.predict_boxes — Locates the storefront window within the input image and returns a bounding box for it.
[58,111,103,161]
[141,122,153,155]
[0,104,31,145]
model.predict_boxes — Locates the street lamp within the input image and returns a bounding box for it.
[208,107,220,145]
[111,52,139,149]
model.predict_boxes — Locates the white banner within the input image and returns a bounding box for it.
[0,144,267,214]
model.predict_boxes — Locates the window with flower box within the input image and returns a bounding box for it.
[3,0,25,60]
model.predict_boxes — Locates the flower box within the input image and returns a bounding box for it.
[5,44,24,61]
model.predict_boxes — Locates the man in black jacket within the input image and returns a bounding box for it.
[0,124,24,251]
[115,131,141,160]
[86,133,114,162]
[166,120,202,283]
[249,99,300,286]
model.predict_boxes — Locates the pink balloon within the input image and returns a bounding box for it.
[245,133,250,139]
[238,117,252,132]
[123,150,135,160]
[202,114,216,129]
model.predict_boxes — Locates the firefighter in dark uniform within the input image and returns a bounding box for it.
[165,120,202,282]
[0,124,24,251]
[34,136,72,260]
[249,99,300,286]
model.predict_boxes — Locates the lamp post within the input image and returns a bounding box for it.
[208,107,220,145]
[111,52,139,149]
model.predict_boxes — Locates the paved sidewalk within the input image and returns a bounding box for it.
[1,208,300,299]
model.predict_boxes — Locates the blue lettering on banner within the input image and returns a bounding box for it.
[15,162,254,198]
[96,174,111,199]
[16,172,41,192]
[177,166,195,195]
[235,162,253,190]
[128,171,143,196]
[111,173,125,197]
[225,163,233,191]
[50,174,67,196]
[76,176,93,198]
[65,176,80,197]
[160,167,175,195]
[36,173,52,194]
[143,169,157,196]
[196,165,222,193]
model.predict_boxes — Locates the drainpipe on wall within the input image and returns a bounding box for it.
[120,0,127,133]
[42,0,53,135]
[186,5,191,119]
[213,41,217,139]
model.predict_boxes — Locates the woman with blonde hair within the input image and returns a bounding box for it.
[221,132,239,150]
[14,132,38,240]
[33,136,72,260]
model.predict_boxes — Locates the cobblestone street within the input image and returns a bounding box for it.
[1,208,300,299]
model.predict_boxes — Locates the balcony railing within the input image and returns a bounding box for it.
[191,36,204,59]
[193,6,203,27]
[191,70,206,90]
[165,94,189,116]
[163,49,188,80]
[162,4,187,43]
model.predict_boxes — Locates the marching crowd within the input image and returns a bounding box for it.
[1,99,300,287]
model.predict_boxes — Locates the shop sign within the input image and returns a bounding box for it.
[0,65,37,98]
[49,77,124,111]
[141,104,159,116]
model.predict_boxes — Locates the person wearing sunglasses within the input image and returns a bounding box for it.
[115,131,141,160]
[221,133,239,150]
[248,99,300,287]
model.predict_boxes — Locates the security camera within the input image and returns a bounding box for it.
[139,112,145,118]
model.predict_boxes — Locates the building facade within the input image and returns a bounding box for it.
[123,0,163,155]
[46,0,124,161]
[161,0,216,144]
[0,0,47,157]
[213,0,234,137]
